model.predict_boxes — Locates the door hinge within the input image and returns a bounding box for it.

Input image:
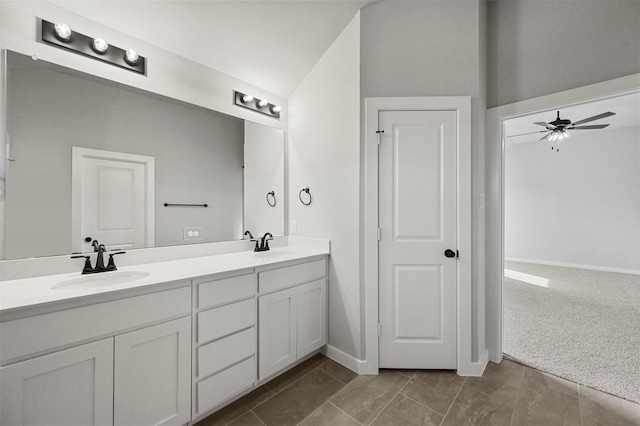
[377,228,381,241]
[377,323,381,336]
[376,130,384,145]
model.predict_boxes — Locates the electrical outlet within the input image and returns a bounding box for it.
[290,219,297,234]
[183,227,203,241]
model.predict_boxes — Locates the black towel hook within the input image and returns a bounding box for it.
[299,187,312,206]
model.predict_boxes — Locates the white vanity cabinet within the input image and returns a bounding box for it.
[0,338,115,426]
[192,271,257,418]
[258,259,327,380]
[114,317,191,426]
[0,284,192,426]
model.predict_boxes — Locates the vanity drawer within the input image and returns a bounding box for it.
[1,285,191,365]
[197,327,255,379]
[196,273,256,309]
[258,259,327,294]
[197,298,255,344]
[197,356,255,415]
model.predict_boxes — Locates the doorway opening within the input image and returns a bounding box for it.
[502,92,639,402]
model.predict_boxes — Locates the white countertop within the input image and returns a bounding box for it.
[0,247,328,313]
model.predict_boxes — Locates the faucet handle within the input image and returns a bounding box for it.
[71,255,94,274]
[106,251,126,271]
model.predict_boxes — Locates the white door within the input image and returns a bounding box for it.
[0,338,114,426]
[378,110,458,369]
[114,317,191,426]
[72,147,155,253]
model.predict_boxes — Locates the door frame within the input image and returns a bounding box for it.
[71,147,155,253]
[485,74,640,363]
[364,97,473,375]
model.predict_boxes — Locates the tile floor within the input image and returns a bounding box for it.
[195,354,640,426]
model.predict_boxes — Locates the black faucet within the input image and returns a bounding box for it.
[244,230,254,240]
[255,232,273,252]
[71,241,126,274]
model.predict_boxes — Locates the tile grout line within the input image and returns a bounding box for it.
[328,400,365,425]
[246,357,328,425]
[249,408,268,426]
[577,385,584,426]
[367,374,413,425]
[438,377,468,426]
[509,363,526,426]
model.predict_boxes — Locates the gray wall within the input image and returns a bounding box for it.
[487,0,640,108]
[360,0,487,362]
[6,53,243,259]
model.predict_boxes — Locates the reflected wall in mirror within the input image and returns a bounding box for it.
[3,50,284,260]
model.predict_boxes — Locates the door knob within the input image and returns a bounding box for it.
[444,249,457,258]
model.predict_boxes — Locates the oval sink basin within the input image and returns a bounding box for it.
[52,271,151,290]
[253,250,295,259]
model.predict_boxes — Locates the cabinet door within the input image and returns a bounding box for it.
[258,286,297,380]
[114,317,191,426]
[297,279,328,358]
[0,338,114,426]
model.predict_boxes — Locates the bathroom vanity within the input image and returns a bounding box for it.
[0,247,329,426]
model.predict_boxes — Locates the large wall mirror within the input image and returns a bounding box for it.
[2,50,284,260]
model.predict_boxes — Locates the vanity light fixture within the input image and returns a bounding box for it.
[54,22,72,41]
[92,37,109,54]
[234,91,281,119]
[124,48,139,65]
[40,19,146,75]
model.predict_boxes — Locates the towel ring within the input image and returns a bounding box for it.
[299,187,312,206]
[266,191,276,207]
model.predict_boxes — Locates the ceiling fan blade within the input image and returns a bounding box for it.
[506,130,546,138]
[534,121,555,129]
[540,132,551,141]
[568,124,611,130]
[571,111,616,126]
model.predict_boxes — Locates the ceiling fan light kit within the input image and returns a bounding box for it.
[508,110,616,152]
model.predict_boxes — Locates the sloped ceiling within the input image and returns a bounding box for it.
[51,0,378,98]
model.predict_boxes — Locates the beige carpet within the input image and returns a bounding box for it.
[503,261,640,403]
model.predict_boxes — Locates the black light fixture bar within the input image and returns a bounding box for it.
[40,20,146,75]
[234,91,281,119]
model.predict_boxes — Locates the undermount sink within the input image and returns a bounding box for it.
[52,271,151,290]
[253,250,295,259]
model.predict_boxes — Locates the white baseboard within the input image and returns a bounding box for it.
[505,257,640,276]
[457,349,489,377]
[323,345,372,375]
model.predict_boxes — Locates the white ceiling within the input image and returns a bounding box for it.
[51,0,378,98]
[504,91,640,148]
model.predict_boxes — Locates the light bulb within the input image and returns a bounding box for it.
[124,49,139,65]
[241,94,254,103]
[54,23,72,41]
[92,37,109,54]
[257,99,269,108]
[270,105,281,114]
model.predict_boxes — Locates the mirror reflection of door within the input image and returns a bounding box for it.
[72,147,155,253]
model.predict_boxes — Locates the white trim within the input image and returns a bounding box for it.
[322,345,370,375]
[486,73,640,363]
[458,348,489,377]
[505,258,640,276]
[364,96,474,376]
[71,147,155,253]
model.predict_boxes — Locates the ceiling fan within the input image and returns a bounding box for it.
[508,110,616,151]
